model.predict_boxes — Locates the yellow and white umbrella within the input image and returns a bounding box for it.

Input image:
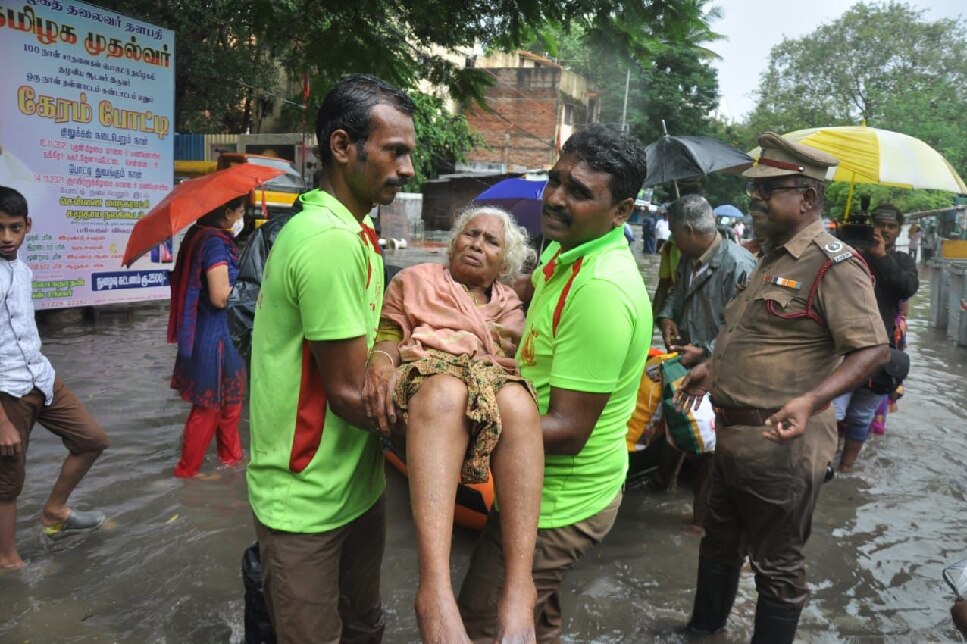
[784,126,965,191]
[749,125,967,216]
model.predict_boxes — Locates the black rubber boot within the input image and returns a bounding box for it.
[685,557,741,634]
[750,595,802,644]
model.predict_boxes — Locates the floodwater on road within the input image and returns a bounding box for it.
[1,251,965,643]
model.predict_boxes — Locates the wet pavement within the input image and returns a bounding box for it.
[1,243,966,642]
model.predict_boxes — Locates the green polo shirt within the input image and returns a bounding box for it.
[518,226,652,528]
[247,189,385,533]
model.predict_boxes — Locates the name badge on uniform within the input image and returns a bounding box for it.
[763,274,801,289]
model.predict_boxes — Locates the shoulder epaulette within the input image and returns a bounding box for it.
[815,232,854,264]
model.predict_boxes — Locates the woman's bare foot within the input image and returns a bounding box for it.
[415,585,472,644]
[496,582,537,644]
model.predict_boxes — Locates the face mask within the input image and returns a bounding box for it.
[230,218,244,238]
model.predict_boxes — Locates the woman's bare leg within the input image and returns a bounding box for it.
[406,374,473,644]
[491,384,542,643]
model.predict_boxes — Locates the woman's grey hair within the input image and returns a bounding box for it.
[447,205,536,282]
[668,194,716,233]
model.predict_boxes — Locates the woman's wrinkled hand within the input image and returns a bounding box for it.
[363,355,400,437]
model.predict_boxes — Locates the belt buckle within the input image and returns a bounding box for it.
[713,405,733,427]
[712,405,725,425]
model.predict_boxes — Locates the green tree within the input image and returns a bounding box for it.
[521,1,724,199]
[93,0,721,190]
[745,2,967,215]
[825,184,953,221]
[527,1,722,142]
[407,92,481,187]
[92,0,278,133]
[94,0,719,130]
[629,43,720,144]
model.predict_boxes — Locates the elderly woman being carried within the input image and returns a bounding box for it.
[364,206,541,644]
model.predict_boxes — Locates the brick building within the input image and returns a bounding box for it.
[463,51,598,173]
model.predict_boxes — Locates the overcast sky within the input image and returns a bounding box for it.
[708,0,967,121]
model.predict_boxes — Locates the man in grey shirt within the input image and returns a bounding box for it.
[659,195,756,366]
[656,194,756,528]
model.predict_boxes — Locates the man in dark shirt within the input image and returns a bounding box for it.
[834,203,919,471]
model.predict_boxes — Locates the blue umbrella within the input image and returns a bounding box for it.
[472,178,546,240]
[713,204,744,219]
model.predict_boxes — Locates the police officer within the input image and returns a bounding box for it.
[676,132,890,643]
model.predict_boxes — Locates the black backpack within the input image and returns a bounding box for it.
[227,204,301,363]
[867,347,910,395]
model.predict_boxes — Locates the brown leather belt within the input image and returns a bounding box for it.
[713,406,781,427]
[713,403,831,427]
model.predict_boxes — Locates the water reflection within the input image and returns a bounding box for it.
[1,262,965,642]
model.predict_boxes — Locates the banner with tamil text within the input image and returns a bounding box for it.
[0,0,174,309]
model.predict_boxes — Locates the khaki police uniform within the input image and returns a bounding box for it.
[703,218,887,604]
[695,131,888,614]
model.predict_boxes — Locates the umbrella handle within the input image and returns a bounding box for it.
[843,172,856,219]
[259,181,267,218]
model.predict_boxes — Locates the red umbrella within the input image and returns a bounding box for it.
[121,163,285,267]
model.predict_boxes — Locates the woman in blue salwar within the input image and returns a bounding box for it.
[167,196,247,477]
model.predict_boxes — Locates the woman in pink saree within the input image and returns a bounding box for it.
[364,206,541,643]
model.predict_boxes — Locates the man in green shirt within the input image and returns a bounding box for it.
[247,74,415,642]
[458,124,652,641]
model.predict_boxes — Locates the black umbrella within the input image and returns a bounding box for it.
[644,129,753,194]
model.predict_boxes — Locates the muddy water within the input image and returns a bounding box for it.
[1,253,965,643]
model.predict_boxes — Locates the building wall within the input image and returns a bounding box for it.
[465,66,563,172]
[463,51,596,174]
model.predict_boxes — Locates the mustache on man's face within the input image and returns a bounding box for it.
[385,177,407,188]
[748,200,768,214]
[543,204,568,217]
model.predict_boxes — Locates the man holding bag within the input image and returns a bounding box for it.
[659,194,756,367]
[676,133,889,643]
[656,194,755,528]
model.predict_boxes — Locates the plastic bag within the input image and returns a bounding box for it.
[626,352,675,452]
[660,356,716,454]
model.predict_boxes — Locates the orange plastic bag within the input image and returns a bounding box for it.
[626,352,676,452]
